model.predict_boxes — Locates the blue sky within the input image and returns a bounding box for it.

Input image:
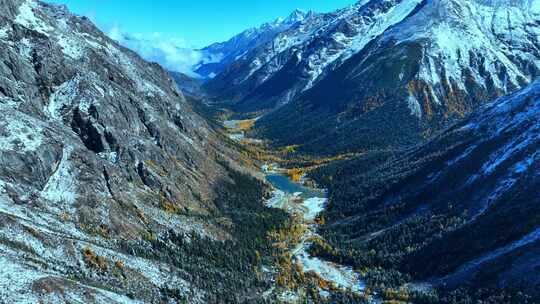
[46,0,356,48]
[44,0,356,75]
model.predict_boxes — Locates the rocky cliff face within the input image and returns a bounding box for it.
[0,1,262,302]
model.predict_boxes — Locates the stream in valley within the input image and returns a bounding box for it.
[264,168,365,297]
[224,119,366,302]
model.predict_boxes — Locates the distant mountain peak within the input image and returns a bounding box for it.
[271,8,310,27]
[194,7,316,78]
[283,8,308,24]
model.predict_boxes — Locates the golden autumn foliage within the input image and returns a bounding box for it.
[315,214,326,226]
[112,260,126,279]
[268,225,306,251]
[82,247,108,270]
[315,276,330,290]
[115,260,125,270]
[161,199,180,214]
[160,193,181,214]
[224,119,256,133]
[58,212,70,222]
[267,217,345,293]
[143,230,157,242]
[280,145,300,154]
[220,113,368,299]
[226,120,360,178]
[287,168,303,183]
[383,288,410,303]
[135,208,149,225]
[267,216,310,290]
[235,119,256,131]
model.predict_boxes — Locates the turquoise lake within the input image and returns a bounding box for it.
[265,173,324,199]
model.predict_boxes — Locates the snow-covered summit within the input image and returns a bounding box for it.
[282,8,310,24]
[194,8,315,78]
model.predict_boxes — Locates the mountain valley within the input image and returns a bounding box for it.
[1,0,540,303]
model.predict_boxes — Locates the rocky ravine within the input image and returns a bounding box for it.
[0,0,262,303]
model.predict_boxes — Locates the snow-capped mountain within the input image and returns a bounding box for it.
[319,80,540,298]
[205,0,428,108]
[206,0,540,154]
[194,9,312,78]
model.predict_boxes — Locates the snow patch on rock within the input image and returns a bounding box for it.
[15,0,52,36]
[0,116,43,152]
[0,27,9,40]
[58,34,85,59]
[407,94,422,118]
[40,146,78,207]
[105,43,165,96]
[481,132,537,176]
[19,38,33,59]
[0,255,46,304]
[0,252,143,304]
[90,244,191,291]
[47,76,81,120]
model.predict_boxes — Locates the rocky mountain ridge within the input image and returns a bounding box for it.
[194,9,312,79]
[205,0,540,154]
[0,0,282,302]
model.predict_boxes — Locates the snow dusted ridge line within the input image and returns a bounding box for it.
[209,0,540,130]
[195,9,311,78]
[304,0,424,91]
[442,227,540,285]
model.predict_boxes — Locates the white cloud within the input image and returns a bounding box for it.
[107,25,205,77]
